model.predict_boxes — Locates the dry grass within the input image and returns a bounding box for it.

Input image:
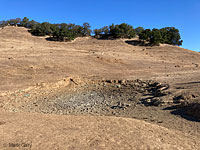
[1,26,200,149]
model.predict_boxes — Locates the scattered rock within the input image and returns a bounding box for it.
[0,121,6,125]
[24,94,30,97]
[2,79,174,115]
[173,93,200,103]
[111,102,131,109]
[142,98,164,106]
[175,65,180,68]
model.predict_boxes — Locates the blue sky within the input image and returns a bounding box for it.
[0,0,199,51]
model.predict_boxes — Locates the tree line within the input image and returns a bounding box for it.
[0,17,91,41]
[94,25,182,46]
[0,17,183,45]
[138,28,183,46]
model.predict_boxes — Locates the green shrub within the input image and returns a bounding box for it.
[139,27,183,46]
[150,29,162,45]
[94,23,136,39]
[139,29,151,41]
[135,27,144,35]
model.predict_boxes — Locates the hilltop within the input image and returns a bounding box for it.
[1,26,200,149]
[0,26,199,91]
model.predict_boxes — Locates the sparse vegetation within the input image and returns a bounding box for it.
[0,17,183,45]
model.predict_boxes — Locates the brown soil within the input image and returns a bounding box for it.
[1,26,200,149]
[1,111,200,150]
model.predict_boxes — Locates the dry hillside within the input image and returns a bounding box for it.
[1,26,200,150]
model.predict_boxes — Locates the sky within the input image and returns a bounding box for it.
[0,0,199,51]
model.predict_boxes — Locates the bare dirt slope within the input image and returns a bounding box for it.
[1,111,200,150]
[1,26,200,149]
[0,26,200,92]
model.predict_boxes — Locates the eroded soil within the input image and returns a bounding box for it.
[1,78,200,139]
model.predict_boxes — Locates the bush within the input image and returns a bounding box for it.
[150,29,162,45]
[82,22,92,36]
[0,20,8,27]
[94,29,102,38]
[135,27,144,35]
[139,27,183,46]
[0,18,21,27]
[30,22,91,41]
[94,23,136,39]
[30,23,47,36]
[139,29,151,42]
[20,17,29,27]
[8,18,21,26]
[161,27,182,46]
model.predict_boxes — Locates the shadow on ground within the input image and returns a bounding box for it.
[125,40,159,47]
[163,104,200,122]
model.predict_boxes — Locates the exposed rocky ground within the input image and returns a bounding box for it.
[2,79,172,114]
[1,77,200,139]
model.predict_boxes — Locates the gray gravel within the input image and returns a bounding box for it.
[13,79,173,116]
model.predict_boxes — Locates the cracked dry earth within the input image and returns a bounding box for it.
[1,26,200,150]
